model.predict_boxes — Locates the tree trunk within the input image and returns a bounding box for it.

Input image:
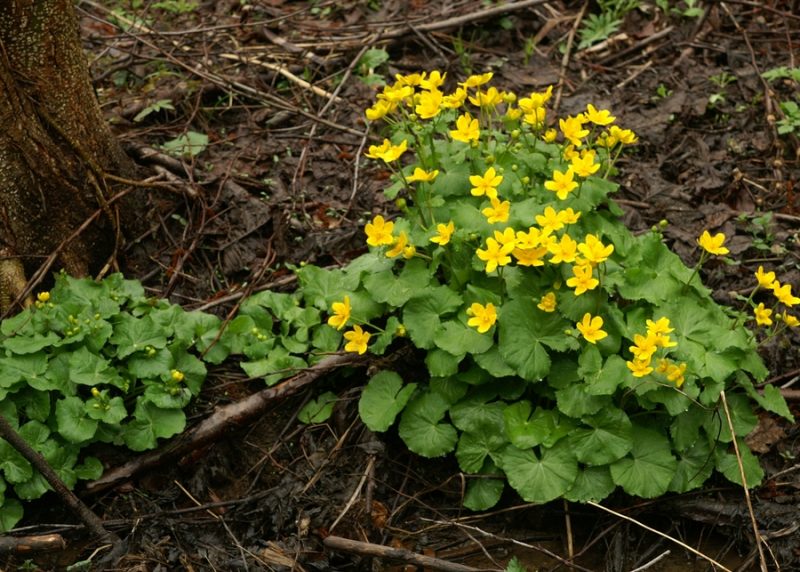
[0,0,138,311]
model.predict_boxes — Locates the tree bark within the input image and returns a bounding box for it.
[0,0,138,311]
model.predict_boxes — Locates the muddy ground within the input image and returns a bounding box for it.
[4,0,800,570]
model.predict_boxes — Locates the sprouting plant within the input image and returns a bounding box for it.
[656,0,704,18]
[708,71,737,108]
[452,34,473,76]
[151,0,198,14]
[651,83,673,102]
[578,0,640,49]
[775,100,800,135]
[337,70,793,509]
[133,98,175,123]
[357,48,390,87]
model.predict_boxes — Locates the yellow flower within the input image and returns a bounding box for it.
[430,221,455,246]
[566,264,599,295]
[468,87,503,108]
[513,246,548,267]
[544,167,579,200]
[515,227,548,249]
[461,72,493,88]
[559,115,590,147]
[344,325,371,355]
[576,313,608,344]
[91,387,102,398]
[697,230,729,256]
[584,104,616,126]
[548,233,578,264]
[523,107,546,127]
[394,73,423,87]
[537,292,557,312]
[364,215,395,246]
[403,245,416,259]
[627,357,654,378]
[518,86,553,111]
[578,234,614,265]
[476,238,514,273]
[386,231,411,258]
[543,128,558,143]
[646,317,674,336]
[419,70,446,90]
[378,83,414,104]
[629,333,658,361]
[470,167,503,198]
[493,227,517,247]
[780,313,799,327]
[37,291,50,303]
[505,106,522,120]
[754,266,777,289]
[772,283,800,306]
[407,167,439,183]
[415,89,443,119]
[170,369,185,382]
[610,125,638,145]
[466,302,498,333]
[365,100,395,121]
[666,362,687,387]
[754,302,773,326]
[482,196,511,224]
[535,206,565,233]
[365,138,408,162]
[450,112,481,143]
[442,87,467,109]
[557,208,581,225]
[327,296,352,330]
[570,150,600,178]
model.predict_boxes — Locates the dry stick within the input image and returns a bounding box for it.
[329,456,375,533]
[552,1,587,117]
[322,536,484,572]
[629,550,671,572]
[719,390,769,572]
[421,519,594,572]
[563,499,574,560]
[586,501,732,572]
[85,352,364,495]
[0,415,116,546]
[0,533,67,556]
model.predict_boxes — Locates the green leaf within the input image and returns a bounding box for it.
[295,266,359,310]
[110,314,168,359]
[564,466,615,502]
[3,332,59,354]
[425,348,461,377]
[463,459,505,511]
[55,397,99,443]
[161,131,208,157]
[498,298,576,381]
[0,354,48,389]
[435,320,493,357]
[240,347,307,385]
[0,498,23,533]
[0,441,32,483]
[143,383,191,409]
[74,457,104,481]
[504,557,528,572]
[85,396,128,424]
[456,430,506,474]
[298,391,338,424]
[358,47,389,71]
[498,442,578,504]
[715,439,764,487]
[702,393,757,443]
[473,345,515,377]
[669,437,714,492]
[743,383,793,422]
[15,472,49,500]
[122,402,186,451]
[171,350,206,395]
[555,383,611,418]
[359,371,417,432]
[398,390,458,458]
[403,287,462,349]
[363,258,432,307]
[569,408,632,465]
[610,427,677,498]
[670,406,707,451]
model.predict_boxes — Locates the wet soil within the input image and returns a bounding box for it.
[4,1,800,570]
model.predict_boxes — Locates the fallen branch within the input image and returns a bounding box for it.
[0,534,66,556]
[323,535,485,572]
[86,352,364,494]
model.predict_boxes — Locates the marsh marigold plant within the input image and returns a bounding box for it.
[315,71,791,508]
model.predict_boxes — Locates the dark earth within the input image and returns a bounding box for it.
[3,0,800,570]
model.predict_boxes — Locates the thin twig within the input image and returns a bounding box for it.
[586,501,733,571]
[719,390,768,572]
[552,1,587,116]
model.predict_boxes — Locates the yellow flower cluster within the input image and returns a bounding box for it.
[364,215,415,259]
[346,71,640,352]
[751,265,799,328]
[625,318,686,387]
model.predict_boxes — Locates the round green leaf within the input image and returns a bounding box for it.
[358,371,417,432]
[498,442,578,504]
[610,427,677,498]
[398,390,458,458]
